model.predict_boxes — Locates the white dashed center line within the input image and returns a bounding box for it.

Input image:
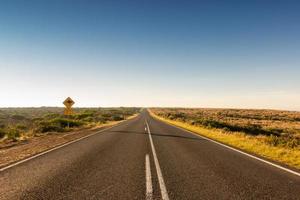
[146,120,169,200]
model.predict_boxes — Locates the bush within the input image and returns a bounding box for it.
[74,112,94,120]
[192,119,227,129]
[50,118,83,128]
[0,128,6,138]
[37,118,84,133]
[102,113,113,118]
[16,124,27,130]
[37,121,63,133]
[111,115,124,121]
[43,113,61,119]
[222,127,231,132]
[286,138,300,148]
[265,135,300,148]
[95,116,107,124]
[266,135,281,146]
[82,116,94,122]
[6,128,20,141]
[11,114,26,120]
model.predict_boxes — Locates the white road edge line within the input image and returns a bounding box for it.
[145,154,153,200]
[146,120,170,200]
[157,117,300,178]
[0,118,133,172]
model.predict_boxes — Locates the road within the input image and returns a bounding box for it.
[1,110,300,200]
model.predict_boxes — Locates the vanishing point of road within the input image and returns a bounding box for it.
[1,110,300,199]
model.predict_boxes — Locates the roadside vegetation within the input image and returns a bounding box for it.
[150,108,300,169]
[0,107,140,142]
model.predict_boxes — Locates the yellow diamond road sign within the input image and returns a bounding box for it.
[63,97,75,116]
[63,97,75,108]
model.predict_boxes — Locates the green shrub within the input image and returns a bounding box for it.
[74,112,94,120]
[43,113,61,119]
[95,117,107,124]
[111,115,124,121]
[222,127,231,132]
[102,113,112,118]
[82,116,94,122]
[37,121,63,133]
[7,128,20,141]
[0,128,6,138]
[16,124,27,130]
[11,114,26,120]
[50,118,83,128]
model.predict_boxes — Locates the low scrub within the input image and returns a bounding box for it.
[150,110,300,169]
[152,108,300,149]
[0,107,140,141]
[265,134,300,148]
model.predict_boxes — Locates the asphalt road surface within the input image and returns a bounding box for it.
[1,110,300,200]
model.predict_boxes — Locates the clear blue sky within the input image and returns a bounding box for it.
[0,0,300,110]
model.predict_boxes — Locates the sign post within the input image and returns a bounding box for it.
[63,97,75,129]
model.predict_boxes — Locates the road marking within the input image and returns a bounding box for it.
[145,154,153,200]
[156,117,300,178]
[146,120,170,200]
[0,118,136,172]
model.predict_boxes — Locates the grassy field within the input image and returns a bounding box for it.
[0,107,140,142]
[150,108,300,169]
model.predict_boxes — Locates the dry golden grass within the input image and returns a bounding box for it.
[150,108,300,170]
